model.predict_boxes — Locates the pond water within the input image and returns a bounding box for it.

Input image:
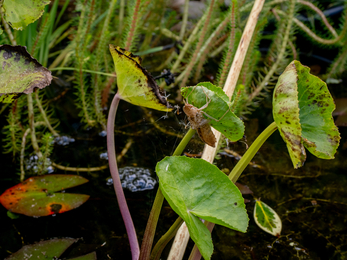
[0,85,346,259]
[1,15,347,258]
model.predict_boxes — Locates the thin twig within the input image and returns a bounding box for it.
[52,162,108,172]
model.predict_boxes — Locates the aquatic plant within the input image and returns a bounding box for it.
[0,0,346,259]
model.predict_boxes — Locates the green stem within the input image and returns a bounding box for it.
[35,90,59,136]
[229,121,277,182]
[150,217,184,260]
[188,122,278,260]
[50,67,116,77]
[139,128,195,260]
[27,93,42,158]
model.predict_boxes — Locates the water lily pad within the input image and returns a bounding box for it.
[253,199,282,237]
[5,238,97,260]
[0,45,52,103]
[273,60,340,168]
[109,44,172,112]
[156,156,248,260]
[2,0,50,30]
[5,238,77,260]
[0,175,89,217]
[181,82,245,142]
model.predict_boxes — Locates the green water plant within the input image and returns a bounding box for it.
[0,0,346,259]
[105,35,339,259]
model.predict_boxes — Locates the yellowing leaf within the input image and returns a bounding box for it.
[109,45,172,112]
[3,0,50,30]
[253,199,282,237]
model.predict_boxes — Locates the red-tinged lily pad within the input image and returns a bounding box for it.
[5,238,97,260]
[0,45,52,103]
[0,175,89,217]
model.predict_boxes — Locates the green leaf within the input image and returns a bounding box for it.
[69,252,97,260]
[273,60,340,168]
[3,0,50,30]
[181,82,245,142]
[156,156,248,260]
[0,45,52,103]
[253,199,282,237]
[0,175,89,217]
[7,211,19,219]
[5,238,77,260]
[109,44,173,112]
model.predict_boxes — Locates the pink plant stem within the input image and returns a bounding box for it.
[107,92,140,260]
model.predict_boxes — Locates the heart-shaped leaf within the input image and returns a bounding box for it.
[273,60,340,168]
[181,82,245,142]
[253,199,282,237]
[109,44,172,112]
[0,175,89,217]
[0,45,52,103]
[2,0,50,30]
[156,156,248,260]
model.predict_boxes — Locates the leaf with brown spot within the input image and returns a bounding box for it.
[0,45,52,103]
[0,175,89,217]
[273,60,340,168]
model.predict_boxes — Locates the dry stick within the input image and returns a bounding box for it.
[167,1,266,259]
[51,162,108,172]
[52,139,133,172]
